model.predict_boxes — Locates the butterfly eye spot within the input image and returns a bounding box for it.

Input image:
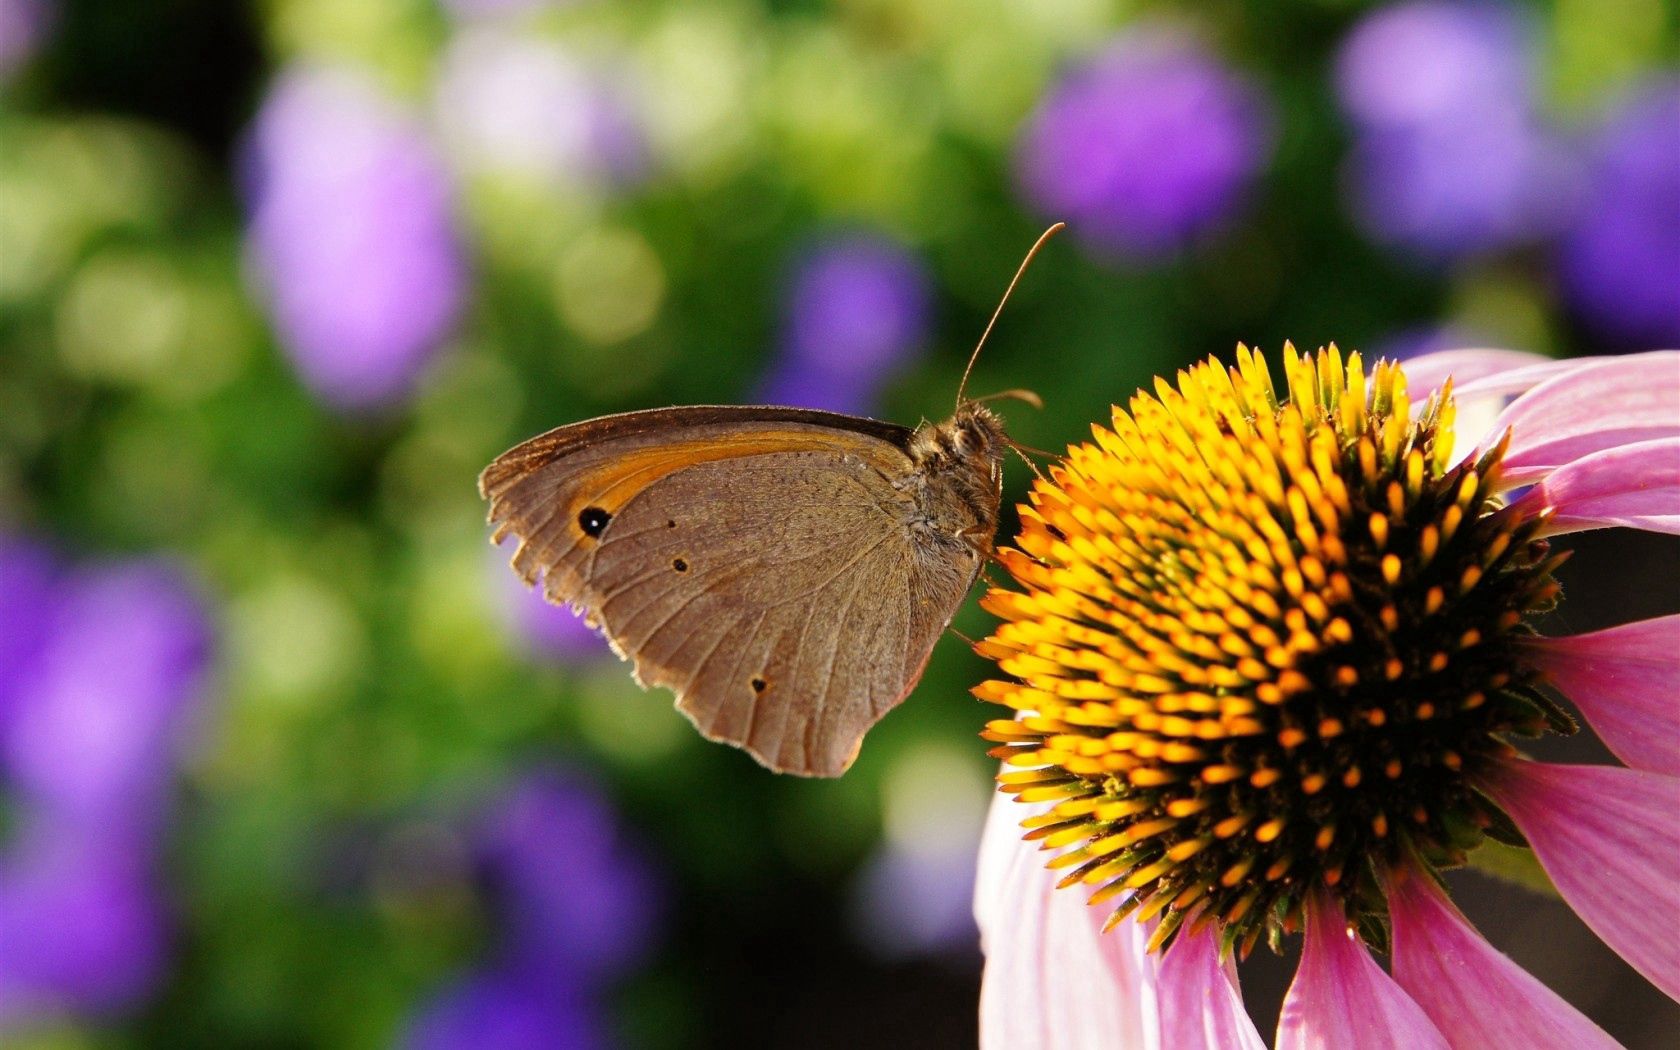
[672,557,689,573]
[666,519,677,529]
[578,506,612,538]
[751,676,767,693]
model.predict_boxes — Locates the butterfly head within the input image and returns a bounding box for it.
[910,402,1008,469]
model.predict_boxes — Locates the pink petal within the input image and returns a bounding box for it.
[1487,351,1680,485]
[1477,760,1680,1001]
[1449,358,1585,405]
[1446,361,1593,459]
[974,790,1162,1049]
[1400,348,1555,402]
[1158,927,1266,1050]
[1277,891,1450,1050]
[1516,438,1680,537]
[1520,616,1680,776]
[1387,864,1618,1049]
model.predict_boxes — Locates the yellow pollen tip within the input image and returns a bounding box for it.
[1368,513,1389,548]
[1167,838,1209,862]
[1220,860,1255,887]
[1213,815,1251,838]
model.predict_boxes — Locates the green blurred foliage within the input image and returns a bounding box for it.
[2,0,1676,1047]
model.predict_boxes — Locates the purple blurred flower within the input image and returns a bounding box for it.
[1335,2,1566,260]
[0,832,168,1022]
[1558,79,1680,347]
[403,968,603,1050]
[757,359,879,417]
[2,561,212,830]
[0,536,57,736]
[784,234,933,378]
[402,767,656,1049]
[434,27,648,189]
[1336,1,1530,126]
[1015,29,1273,261]
[1344,117,1563,256]
[491,544,610,662]
[0,0,54,80]
[0,548,212,1027]
[243,66,468,412]
[1371,325,1492,365]
[761,234,932,412]
[475,769,657,985]
[851,841,979,960]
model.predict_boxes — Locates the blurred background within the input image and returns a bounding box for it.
[1,0,1676,1046]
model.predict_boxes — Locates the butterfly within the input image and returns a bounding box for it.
[479,226,1060,776]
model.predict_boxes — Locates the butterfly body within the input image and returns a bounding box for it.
[480,401,1008,776]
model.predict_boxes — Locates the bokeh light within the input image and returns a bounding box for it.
[433,26,649,193]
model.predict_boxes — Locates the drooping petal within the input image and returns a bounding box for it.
[1387,864,1618,1049]
[973,785,1033,938]
[1406,354,1583,464]
[1478,760,1680,1001]
[1520,616,1680,776]
[1277,892,1450,1050]
[1157,926,1265,1050]
[975,790,1162,1050]
[1448,358,1583,405]
[1516,438,1680,536]
[1487,351,1680,485]
[1399,348,1553,402]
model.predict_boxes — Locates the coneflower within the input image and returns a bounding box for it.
[973,345,1678,1047]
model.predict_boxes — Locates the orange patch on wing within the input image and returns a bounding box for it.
[561,431,895,535]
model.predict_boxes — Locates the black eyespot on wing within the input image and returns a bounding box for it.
[672,558,689,573]
[666,519,677,529]
[578,507,612,538]
[751,677,767,693]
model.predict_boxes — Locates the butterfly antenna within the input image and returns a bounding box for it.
[1007,438,1060,459]
[1009,443,1047,482]
[970,388,1044,410]
[956,222,1066,409]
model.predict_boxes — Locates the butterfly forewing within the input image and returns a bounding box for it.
[479,407,976,776]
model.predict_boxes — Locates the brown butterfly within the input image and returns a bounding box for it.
[479,226,1060,776]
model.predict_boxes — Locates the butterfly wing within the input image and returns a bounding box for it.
[480,407,979,776]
